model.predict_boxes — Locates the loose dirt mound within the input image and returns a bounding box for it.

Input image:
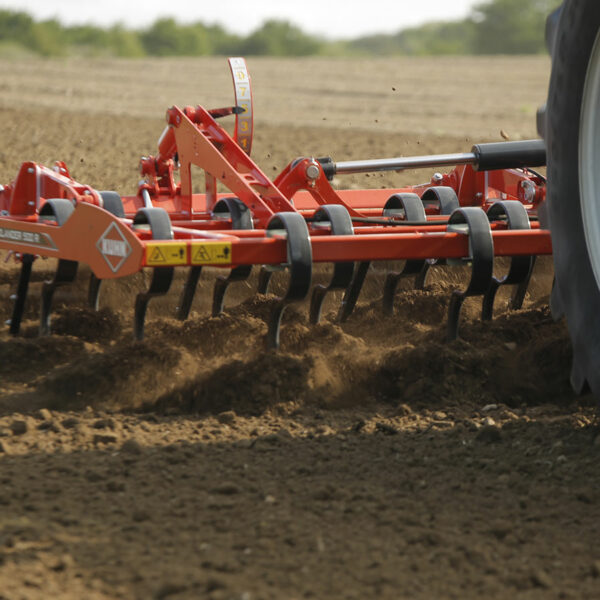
[0,258,568,416]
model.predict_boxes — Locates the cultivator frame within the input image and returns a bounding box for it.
[0,57,552,348]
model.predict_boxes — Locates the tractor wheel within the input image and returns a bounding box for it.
[546,0,600,395]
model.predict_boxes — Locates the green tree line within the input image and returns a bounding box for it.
[0,0,560,58]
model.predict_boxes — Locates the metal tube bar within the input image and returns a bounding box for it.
[142,189,154,208]
[334,152,477,175]
[226,229,552,266]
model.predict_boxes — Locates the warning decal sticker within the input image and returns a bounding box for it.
[145,242,187,266]
[149,247,166,263]
[190,241,232,265]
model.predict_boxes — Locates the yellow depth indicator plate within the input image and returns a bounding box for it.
[190,241,232,265]
[145,241,233,266]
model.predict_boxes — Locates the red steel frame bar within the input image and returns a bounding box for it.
[0,199,552,278]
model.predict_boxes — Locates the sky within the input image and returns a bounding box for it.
[0,0,482,38]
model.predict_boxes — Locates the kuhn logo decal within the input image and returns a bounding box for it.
[97,222,132,273]
[101,237,129,258]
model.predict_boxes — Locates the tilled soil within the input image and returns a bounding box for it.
[0,59,599,600]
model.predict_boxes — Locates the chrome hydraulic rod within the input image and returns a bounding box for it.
[324,139,546,176]
[334,152,476,174]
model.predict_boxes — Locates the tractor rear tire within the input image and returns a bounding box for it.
[546,0,600,395]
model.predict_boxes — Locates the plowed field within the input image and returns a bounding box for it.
[0,57,599,600]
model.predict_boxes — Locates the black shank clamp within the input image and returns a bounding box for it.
[308,205,355,324]
[133,207,174,340]
[416,186,460,289]
[482,200,535,320]
[175,197,253,320]
[382,193,428,315]
[39,199,79,336]
[337,192,430,322]
[446,207,494,341]
[211,197,254,316]
[88,191,126,310]
[420,186,461,215]
[264,212,312,350]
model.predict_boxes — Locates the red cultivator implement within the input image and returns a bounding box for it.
[0,57,552,349]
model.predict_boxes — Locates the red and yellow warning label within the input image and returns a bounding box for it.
[190,241,232,265]
[144,241,233,266]
[145,242,187,266]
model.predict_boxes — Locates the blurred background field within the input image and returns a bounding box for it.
[0,0,557,59]
[0,55,549,140]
